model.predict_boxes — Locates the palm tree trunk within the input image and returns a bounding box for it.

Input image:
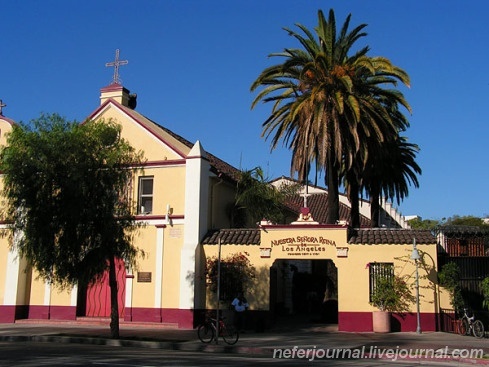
[325,154,340,224]
[109,256,120,339]
[348,178,361,228]
[370,185,381,228]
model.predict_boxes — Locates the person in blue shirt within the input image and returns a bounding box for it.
[231,292,249,332]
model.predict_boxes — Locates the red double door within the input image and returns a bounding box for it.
[85,258,126,317]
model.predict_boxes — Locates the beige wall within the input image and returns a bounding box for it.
[96,107,187,162]
[162,227,184,308]
[0,119,13,148]
[25,268,73,307]
[0,237,9,305]
[130,225,158,308]
[340,243,439,313]
[203,226,443,316]
[126,223,185,309]
[208,177,235,230]
[134,166,186,216]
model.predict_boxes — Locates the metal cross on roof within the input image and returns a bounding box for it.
[300,186,310,208]
[105,49,128,85]
[0,99,6,116]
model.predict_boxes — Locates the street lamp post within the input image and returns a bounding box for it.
[411,237,422,334]
[215,238,222,344]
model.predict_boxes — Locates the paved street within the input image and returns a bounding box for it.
[0,321,488,366]
[0,341,460,367]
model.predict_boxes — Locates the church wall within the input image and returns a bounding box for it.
[0,118,13,147]
[161,228,184,308]
[119,110,190,324]
[95,107,187,162]
[123,220,188,324]
[138,166,186,217]
[28,274,48,308]
[129,225,158,308]
[24,268,76,320]
[208,177,236,229]
[0,238,9,306]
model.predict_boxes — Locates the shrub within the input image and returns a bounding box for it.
[438,262,464,311]
[481,277,489,310]
[205,253,256,302]
[370,274,416,313]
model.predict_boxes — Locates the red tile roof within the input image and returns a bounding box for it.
[201,228,436,245]
[202,229,260,245]
[348,228,435,244]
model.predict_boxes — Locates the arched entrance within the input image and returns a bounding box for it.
[270,259,338,326]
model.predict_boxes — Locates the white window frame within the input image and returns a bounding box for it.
[138,176,154,214]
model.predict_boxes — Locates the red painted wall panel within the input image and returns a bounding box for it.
[339,312,438,332]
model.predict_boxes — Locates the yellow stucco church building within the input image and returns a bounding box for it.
[0,73,451,332]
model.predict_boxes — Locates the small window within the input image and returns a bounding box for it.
[369,262,394,302]
[138,176,153,214]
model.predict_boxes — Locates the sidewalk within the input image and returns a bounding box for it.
[0,319,488,365]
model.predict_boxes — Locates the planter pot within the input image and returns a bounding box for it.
[372,311,391,333]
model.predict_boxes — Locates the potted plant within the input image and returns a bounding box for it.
[370,274,415,332]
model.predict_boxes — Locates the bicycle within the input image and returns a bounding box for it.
[197,316,239,345]
[457,308,485,338]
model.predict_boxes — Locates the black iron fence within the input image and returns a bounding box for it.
[438,256,489,310]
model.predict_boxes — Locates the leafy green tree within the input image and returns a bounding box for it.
[444,215,487,227]
[251,9,411,224]
[407,217,441,230]
[0,113,145,339]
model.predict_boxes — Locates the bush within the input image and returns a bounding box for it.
[481,277,489,311]
[370,274,416,313]
[205,253,256,302]
[438,262,464,311]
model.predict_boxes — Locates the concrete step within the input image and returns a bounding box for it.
[15,317,180,329]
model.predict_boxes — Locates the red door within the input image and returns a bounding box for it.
[86,258,126,317]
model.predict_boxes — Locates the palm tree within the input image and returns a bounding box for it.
[343,94,413,228]
[227,167,298,227]
[251,9,411,224]
[363,135,421,227]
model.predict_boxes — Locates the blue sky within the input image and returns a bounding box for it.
[2,1,488,221]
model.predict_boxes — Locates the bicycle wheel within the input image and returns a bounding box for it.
[198,323,215,343]
[458,319,469,336]
[221,324,239,345]
[472,320,485,338]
